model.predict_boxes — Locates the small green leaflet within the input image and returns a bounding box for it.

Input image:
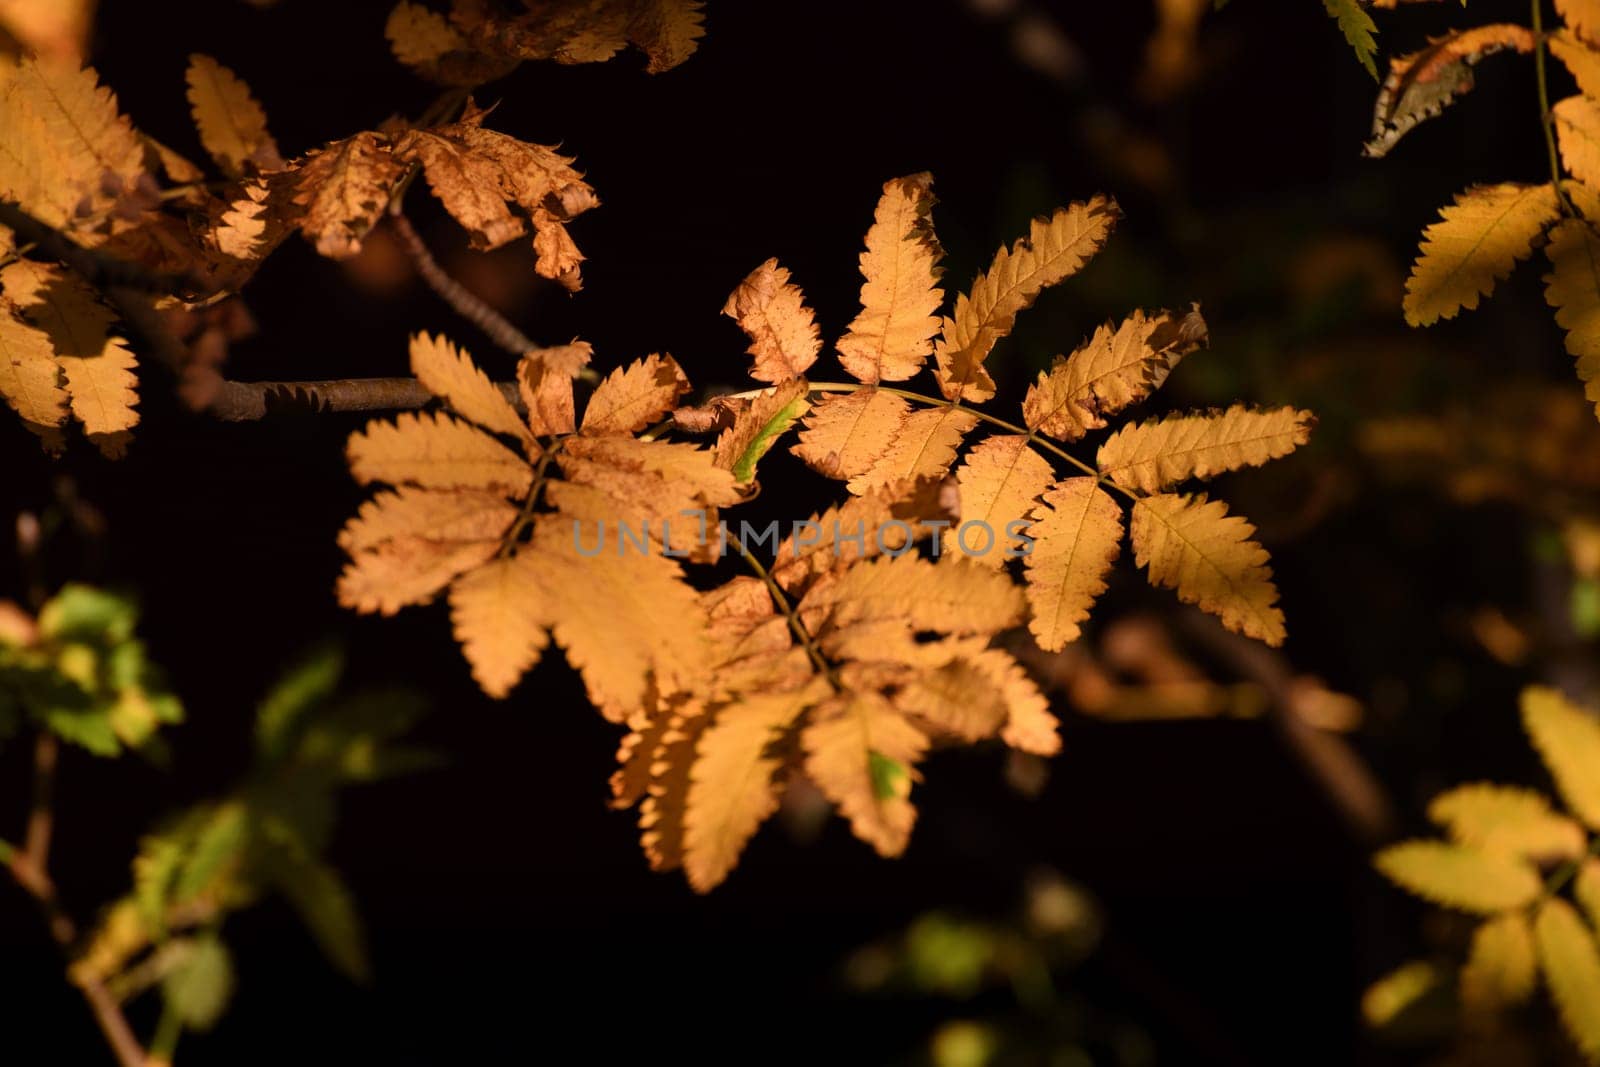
[732,393,810,483]
[869,751,911,801]
[1324,0,1379,79]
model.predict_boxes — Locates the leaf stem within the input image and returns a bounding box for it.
[1534,0,1576,215]
[735,542,840,688]
[740,379,1147,505]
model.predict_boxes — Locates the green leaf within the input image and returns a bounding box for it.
[263,839,369,982]
[255,643,344,762]
[37,584,137,646]
[175,803,249,902]
[1375,840,1542,914]
[732,393,809,483]
[161,936,234,1031]
[1324,0,1379,79]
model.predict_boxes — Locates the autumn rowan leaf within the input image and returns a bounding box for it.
[1023,478,1124,652]
[803,554,1026,635]
[347,411,531,493]
[579,352,689,434]
[1460,912,1538,1013]
[1428,783,1587,861]
[791,388,912,479]
[802,690,928,856]
[945,433,1056,565]
[1552,29,1600,99]
[448,555,552,698]
[714,379,811,483]
[0,296,68,442]
[184,54,283,178]
[292,132,406,259]
[1022,307,1207,442]
[386,2,515,87]
[1535,898,1600,1060]
[394,104,598,286]
[0,58,145,230]
[1404,182,1560,327]
[336,487,520,555]
[845,406,977,495]
[935,196,1119,403]
[721,258,821,383]
[1544,216,1600,419]
[518,349,581,436]
[409,331,530,445]
[1559,0,1600,44]
[1521,685,1600,828]
[1375,840,1543,914]
[835,173,944,384]
[683,678,830,891]
[1,258,137,455]
[1095,404,1314,493]
[1365,24,1535,158]
[1130,492,1286,645]
[1557,96,1600,193]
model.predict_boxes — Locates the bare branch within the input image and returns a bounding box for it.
[389,211,537,356]
[209,377,522,422]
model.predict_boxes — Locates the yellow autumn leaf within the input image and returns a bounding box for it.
[336,487,520,554]
[579,353,690,434]
[683,679,830,892]
[1522,685,1600,828]
[1460,912,1537,1013]
[518,349,582,437]
[945,433,1056,565]
[292,131,406,259]
[448,554,552,699]
[409,332,530,444]
[935,196,1119,403]
[1426,782,1588,860]
[1021,307,1207,442]
[1362,960,1447,1028]
[836,173,944,383]
[1095,404,1315,493]
[522,520,711,716]
[0,298,68,436]
[713,379,812,483]
[845,406,977,495]
[337,537,502,616]
[1560,0,1600,44]
[1375,840,1542,914]
[1544,217,1600,420]
[1404,182,1559,326]
[346,411,532,493]
[1552,30,1600,99]
[791,388,912,479]
[806,554,1026,635]
[1129,492,1285,646]
[0,58,144,230]
[1557,96,1600,191]
[1535,898,1600,1061]
[0,259,137,454]
[1365,24,1535,158]
[394,107,598,286]
[721,257,821,383]
[1023,478,1124,652]
[184,54,282,178]
[801,690,929,856]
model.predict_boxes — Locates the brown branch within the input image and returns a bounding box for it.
[1173,609,1395,845]
[8,733,149,1067]
[209,377,523,422]
[388,211,537,356]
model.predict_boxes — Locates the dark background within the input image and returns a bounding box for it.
[0,0,1584,1062]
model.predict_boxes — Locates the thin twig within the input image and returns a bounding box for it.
[7,733,149,1067]
[389,211,538,356]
